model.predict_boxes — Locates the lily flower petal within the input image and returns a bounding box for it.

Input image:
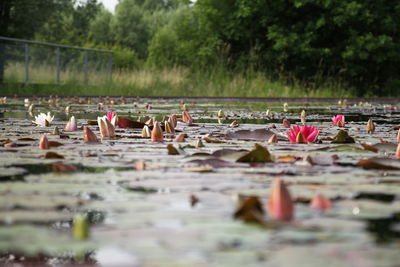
[39,135,49,150]
[310,193,332,211]
[332,115,345,127]
[165,121,175,134]
[64,116,77,131]
[283,119,291,128]
[182,111,193,124]
[168,114,178,128]
[151,121,163,142]
[83,126,99,143]
[268,177,294,221]
[142,125,151,138]
[286,125,320,144]
[396,142,400,159]
[32,112,54,127]
[174,133,186,142]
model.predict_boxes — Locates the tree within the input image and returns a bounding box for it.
[147,6,221,68]
[0,0,70,81]
[195,0,400,95]
[89,7,114,45]
[35,0,101,45]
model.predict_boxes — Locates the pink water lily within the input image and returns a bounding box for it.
[287,125,319,144]
[106,112,116,121]
[332,115,345,127]
[106,112,118,126]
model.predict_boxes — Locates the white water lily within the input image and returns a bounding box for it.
[32,112,54,127]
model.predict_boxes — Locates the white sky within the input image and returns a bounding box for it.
[98,0,118,13]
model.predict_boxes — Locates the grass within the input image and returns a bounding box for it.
[1,62,353,97]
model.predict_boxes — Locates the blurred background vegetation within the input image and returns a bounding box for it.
[1,0,399,97]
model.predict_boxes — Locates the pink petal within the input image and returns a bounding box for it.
[307,129,319,142]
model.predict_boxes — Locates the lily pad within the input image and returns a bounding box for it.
[236,144,273,163]
[225,128,280,141]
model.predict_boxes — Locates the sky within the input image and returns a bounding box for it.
[98,0,118,13]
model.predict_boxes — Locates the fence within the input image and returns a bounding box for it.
[0,36,113,85]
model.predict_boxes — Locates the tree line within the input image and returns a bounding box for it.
[1,0,399,95]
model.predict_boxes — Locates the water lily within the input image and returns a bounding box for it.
[164,121,175,134]
[106,112,118,126]
[174,133,186,142]
[195,139,204,148]
[83,126,99,143]
[268,134,277,144]
[182,111,192,124]
[283,102,289,112]
[287,125,319,144]
[32,112,54,127]
[151,121,163,142]
[141,125,151,138]
[310,193,332,211]
[65,105,71,113]
[268,177,293,221]
[300,110,306,124]
[97,116,115,139]
[332,115,345,127]
[396,142,400,159]
[367,119,375,134]
[397,128,400,142]
[39,135,49,150]
[229,120,239,128]
[168,114,177,128]
[283,118,291,128]
[64,116,77,131]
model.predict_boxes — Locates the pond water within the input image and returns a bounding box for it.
[0,96,400,266]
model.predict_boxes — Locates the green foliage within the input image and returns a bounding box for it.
[146,7,222,68]
[111,0,150,57]
[195,0,400,95]
[89,8,114,45]
[35,0,101,45]
[3,0,399,96]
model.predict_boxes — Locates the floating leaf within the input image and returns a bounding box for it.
[233,196,264,224]
[44,152,65,159]
[225,128,279,141]
[202,136,225,143]
[236,144,272,163]
[331,130,355,144]
[50,163,77,172]
[167,144,185,155]
[357,157,400,170]
[117,117,145,128]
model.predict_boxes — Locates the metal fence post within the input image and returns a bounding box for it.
[83,52,88,84]
[56,48,61,84]
[24,43,29,85]
[108,53,112,82]
[0,36,113,85]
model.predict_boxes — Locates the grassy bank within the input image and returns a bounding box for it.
[1,63,353,97]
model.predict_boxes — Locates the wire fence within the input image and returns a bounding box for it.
[0,36,113,85]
